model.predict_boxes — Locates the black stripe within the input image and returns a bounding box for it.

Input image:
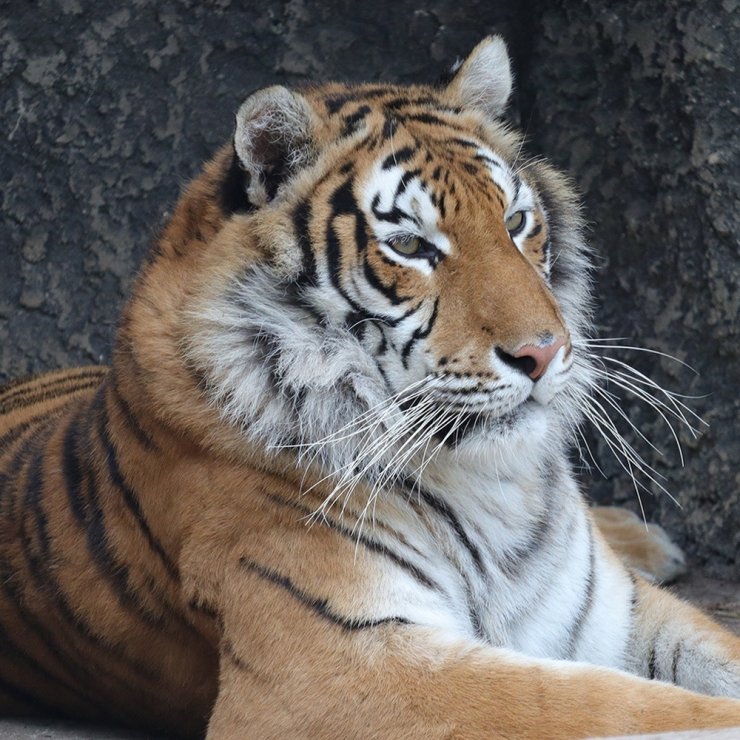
[325,87,388,115]
[325,179,367,315]
[240,557,410,632]
[344,310,369,341]
[0,412,49,455]
[404,113,446,128]
[528,222,543,238]
[371,354,392,390]
[381,115,397,142]
[23,427,56,561]
[0,375,103,415]
[543,237,553,268]
[109,373,158,452]
[647,642,657,680]
[381,146,416,170]
[401,298,439,367]
[404,486,485,640]
[5,419,55,527]
[628,574,638,613]
[0,554,102,703]
[94,390,212,638]
[0,427,116,713]
[61,404,89,524]
[565,521,596,658]
[222,640,255,675]
[511,173,522,203]
[59,395,168,628]
[405,112,453,127]
[354,200,369,253]
[671,641,682,684]
[262,491,444,594]
[324,178,416,330]
[494,500,555,579]
[291,199,317,289]
[370,192,416,227]
[0,567,161,726]
[362,260,413,306]
[95,384,179,580]
[393,168,422,201]
[221,640,272,685]
[438,191,447,220]
[341,104,371,136]
[0,367,106,405]
[429,383,487,398]
[413,483,485,577]
[330,176,358,217]
[384,96,439,110]
[475,153,502,167]
[16,520,156,680]
[220,148,253,215]
[11,424,159,697]
[449,138,478,149]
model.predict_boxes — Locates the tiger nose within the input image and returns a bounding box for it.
[497,338,566,380]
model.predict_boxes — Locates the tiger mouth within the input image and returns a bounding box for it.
[433,410,489,445]
[398,395,524,447]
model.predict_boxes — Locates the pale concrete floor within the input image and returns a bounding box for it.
[0,569,737,739]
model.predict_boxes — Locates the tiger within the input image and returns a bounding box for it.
[0,35,739,739]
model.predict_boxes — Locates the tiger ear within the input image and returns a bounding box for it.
[443,36,513,118]
[233,86,316,208]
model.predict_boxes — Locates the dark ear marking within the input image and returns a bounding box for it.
[220,148,254,216]
[436,57,464,87]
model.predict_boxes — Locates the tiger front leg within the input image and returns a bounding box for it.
[629,576,740,697]
[205,563,740,739]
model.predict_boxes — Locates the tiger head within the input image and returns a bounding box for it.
[121,37,594,489]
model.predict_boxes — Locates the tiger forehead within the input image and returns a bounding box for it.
[302,83,533,221]
[306,83,478,145]
[313,86,506,160]
[357,125,529,221]
[315,83,463,118]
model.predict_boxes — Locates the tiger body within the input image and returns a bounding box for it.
[1,37,739,738]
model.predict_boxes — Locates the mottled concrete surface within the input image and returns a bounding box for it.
[0,721,149,739]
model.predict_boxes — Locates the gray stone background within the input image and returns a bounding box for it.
[0,0,738,578]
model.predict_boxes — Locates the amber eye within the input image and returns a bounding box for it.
[390,236,423,256]
[505,211,525,234]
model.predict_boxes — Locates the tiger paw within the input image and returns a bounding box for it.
[592,506,687,584]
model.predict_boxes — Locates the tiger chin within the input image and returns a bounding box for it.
[0,36,738,739]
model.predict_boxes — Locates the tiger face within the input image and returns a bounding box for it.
[303,120,573,438]
[177,37,593,484]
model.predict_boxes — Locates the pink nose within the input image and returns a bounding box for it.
[512,338,566,380]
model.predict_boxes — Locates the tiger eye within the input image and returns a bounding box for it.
[392,236,423,255]
[505,211,525,233]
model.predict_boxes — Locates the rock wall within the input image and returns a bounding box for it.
[1,0,737,574]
